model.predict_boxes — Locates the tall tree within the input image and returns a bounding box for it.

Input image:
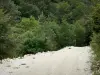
[0,9,14,60]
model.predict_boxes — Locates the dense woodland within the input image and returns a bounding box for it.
[0,0,100,74]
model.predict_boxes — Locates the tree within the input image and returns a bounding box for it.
[91,4,100,58]
[58,20,75,47]
[0,0,20,23]
[0,9,14,60]
[92,4,100,33]
[90,3,100,75]
[74,22,85,46]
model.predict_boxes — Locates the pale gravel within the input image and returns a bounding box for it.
[0,46,92,75]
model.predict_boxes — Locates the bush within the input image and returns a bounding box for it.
[91,33,100,61]
[21,38,47,55]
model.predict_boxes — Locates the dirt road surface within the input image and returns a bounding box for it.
[0,46,92,75]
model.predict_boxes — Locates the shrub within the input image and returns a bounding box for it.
[21,38,47,55]
[91,33,100,61]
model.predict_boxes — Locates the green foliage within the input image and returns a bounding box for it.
[16,16,38,32]
[10,16,39,38]
[19,2,40,18]
[91,4,100,57]
[0,9,14,60]
[0,0,20,22]
[39,21,60,50]
[91,4,100,75]
[58,20,86,47]
[91,33,100,75]
[91,33,100,60]
[58,20,75,47]
[21,38,47,55]
[12,0,92,24]
[9,16,39,55]
[0,0,96,59]
[74,22,85,46]
[92,4,100,33]
[55,1,70,23]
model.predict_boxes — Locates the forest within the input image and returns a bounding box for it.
[0,0,100,74]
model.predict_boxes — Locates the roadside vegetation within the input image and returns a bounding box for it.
[91,2,100,75]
